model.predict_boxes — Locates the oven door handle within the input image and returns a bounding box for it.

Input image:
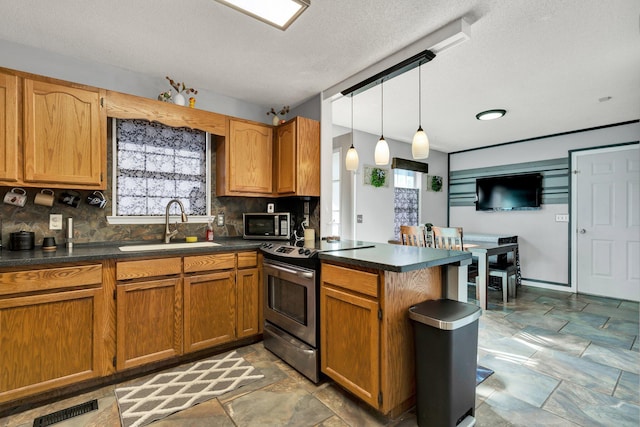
[266,263,314,279]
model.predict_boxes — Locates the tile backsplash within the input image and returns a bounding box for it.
[0,186,319,248]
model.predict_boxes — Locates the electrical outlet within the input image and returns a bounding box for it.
[49,214,63,230]
[303,201,310,215]
[555,214,569,222]
[303,215,310,227]
[357,214,363,223]
[217,213,225,226]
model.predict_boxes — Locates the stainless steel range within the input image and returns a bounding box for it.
[261,240,374,383]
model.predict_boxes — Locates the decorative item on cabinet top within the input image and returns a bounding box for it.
[267,105,290,126]
[165,76,198,106]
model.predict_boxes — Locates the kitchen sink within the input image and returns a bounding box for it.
[118,242,221,252]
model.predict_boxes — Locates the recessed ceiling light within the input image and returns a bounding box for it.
[215,0,309,30]
[476,109,507,121]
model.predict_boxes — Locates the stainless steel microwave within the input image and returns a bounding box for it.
[243,213,291,240]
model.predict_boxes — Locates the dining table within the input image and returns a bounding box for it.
[463,241,519,310]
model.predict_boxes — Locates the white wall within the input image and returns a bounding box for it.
[449,121,640,287]
[330,128,448,244]
[0,39,268,123]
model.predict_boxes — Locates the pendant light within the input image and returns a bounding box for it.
[375,81,390,165]
[345,94,359,171]
[412,63,430,159]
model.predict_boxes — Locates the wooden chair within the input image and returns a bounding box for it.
[431,226,464,250]
[400,225,426,247]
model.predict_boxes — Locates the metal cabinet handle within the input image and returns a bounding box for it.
[579,229,587,234]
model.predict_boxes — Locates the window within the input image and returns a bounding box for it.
[108,119,211,224]
[393,169,421,239]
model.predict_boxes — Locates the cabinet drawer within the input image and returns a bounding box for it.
[184,253,235,273]
[117,257,181,280]
[0,264,102,296]
[237,251,258,269]
[321,263,379,298]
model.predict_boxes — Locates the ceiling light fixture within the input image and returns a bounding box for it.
[411,63,429,159]
[476,109,506,121]
[345,94,359,171]
[375,81,390,166]
[215,0,309,30]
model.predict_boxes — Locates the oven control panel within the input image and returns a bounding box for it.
[260,242,318,258]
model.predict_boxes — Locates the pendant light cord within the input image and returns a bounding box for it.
[418,64,422,126]
[380,81,384,136]
[351,94,354,146]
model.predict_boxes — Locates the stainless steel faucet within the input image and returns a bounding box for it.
[164,199,188,243]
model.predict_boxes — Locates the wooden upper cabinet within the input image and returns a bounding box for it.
[217,119,273,196]
[105,90,225,136]
[275,120,296,194]
[274,116,320,197]
[22,78,106,189]
[0,72,18,183]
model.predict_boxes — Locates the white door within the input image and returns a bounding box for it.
[572,144,640,301]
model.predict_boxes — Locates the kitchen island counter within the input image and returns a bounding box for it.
[318,242,474,419]
[318,242,471,272]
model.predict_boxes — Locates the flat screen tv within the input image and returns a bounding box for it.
[475,173,542,211]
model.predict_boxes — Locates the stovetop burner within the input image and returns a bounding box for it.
[260,239,375,259]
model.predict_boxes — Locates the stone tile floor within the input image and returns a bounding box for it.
[1,285,638,426]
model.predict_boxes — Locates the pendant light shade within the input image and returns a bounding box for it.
[412,126,429,159]
[345,94,359,171]
[412,63,430,159]
[375,136,390,165]
[376,82,390,165]
[346,145,359,171]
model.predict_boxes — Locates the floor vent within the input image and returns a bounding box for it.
[32,399,98,427]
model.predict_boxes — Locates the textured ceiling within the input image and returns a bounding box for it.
[0,0,638,152]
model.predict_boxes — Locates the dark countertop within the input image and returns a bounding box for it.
[0,238,263,268]
[319,242,472,272]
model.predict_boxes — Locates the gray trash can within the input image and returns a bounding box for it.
[409,299,481,427]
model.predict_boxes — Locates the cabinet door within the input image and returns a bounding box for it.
[295,117,320,197]
[0,72,18,183]
[228,119,273,194]
[0,288,104,402]
[23,79,106,188]
[183,271,236,353]
[237,267,261,338]
[116,278,182,370]
[320,284,380,409]
[275,120,296,194]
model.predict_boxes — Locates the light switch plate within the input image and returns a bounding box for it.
[49,214,63,230]
[555,214,569,222]
[357,214,363,223]
[217,214,225,226]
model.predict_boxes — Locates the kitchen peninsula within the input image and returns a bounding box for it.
[318,243,472,418]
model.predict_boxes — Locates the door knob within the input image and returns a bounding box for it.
[578,229,587,234]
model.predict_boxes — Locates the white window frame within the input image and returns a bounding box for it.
[106,119,212,225]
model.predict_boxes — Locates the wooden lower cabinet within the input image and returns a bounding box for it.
[320,261,443,417]
[116,277,182,370]
[183,270,236,353]
[0,265,105,403]
[236,267,261,338]
[320,284,380,408]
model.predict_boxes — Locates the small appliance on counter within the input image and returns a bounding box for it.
[8,231,35,251]
[243,212,290,240]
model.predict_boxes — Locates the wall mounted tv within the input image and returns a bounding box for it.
[475,173,543,211]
